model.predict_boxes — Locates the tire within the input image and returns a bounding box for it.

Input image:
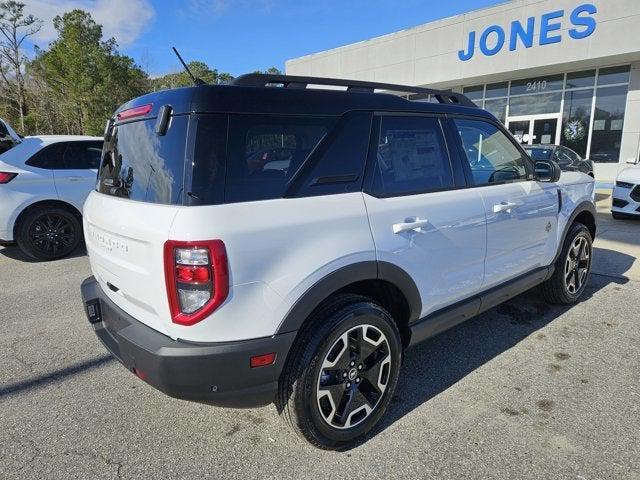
[277,294,402,450]
[16,206,82,261]
[540,222,593,305]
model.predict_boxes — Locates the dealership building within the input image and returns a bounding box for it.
[286,0,640,181]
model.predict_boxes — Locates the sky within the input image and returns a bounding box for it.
[22,0,505,77]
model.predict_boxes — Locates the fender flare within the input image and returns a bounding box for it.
[275,261,422,334]
[553,200,597,264]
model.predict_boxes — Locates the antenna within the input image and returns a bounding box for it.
[172,47,206,86]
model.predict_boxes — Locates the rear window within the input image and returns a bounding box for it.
[98,116,189,204]
[190,114,335,205]
[98,112,370,206]
[525,148,553,161]
[224,114,334,203]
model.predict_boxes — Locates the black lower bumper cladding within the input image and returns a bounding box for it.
[80,276,296,408]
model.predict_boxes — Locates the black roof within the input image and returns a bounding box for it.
[115,73,495,123]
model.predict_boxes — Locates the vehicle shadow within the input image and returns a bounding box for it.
[0,244,87,263]
[358,247,634,449]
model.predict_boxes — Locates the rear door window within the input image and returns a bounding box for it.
[224,114,334,203]
[26,143,67,169]
[366,115,454,197]
[63,141,103,169]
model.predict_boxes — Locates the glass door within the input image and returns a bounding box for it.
[507,115,561,146]
[532,118,558,145]
[507,120,531,144]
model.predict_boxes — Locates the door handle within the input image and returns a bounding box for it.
[393,218,429,234]
[67,176,82,182]
[493,201,517,214]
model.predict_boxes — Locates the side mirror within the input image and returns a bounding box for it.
[535,159,561,182]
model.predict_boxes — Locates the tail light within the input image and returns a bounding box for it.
[164,240,229,326]
[116,103,153,121]
[0,172,17,184]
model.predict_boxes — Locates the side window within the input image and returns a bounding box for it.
[63,141,103,169]
[562,147,581,162]
[225,114,334,203]
[292,111,372,197]
[454,118,528,185]
[554,148,572,163]
[25,143,66,169]
[368,115,454,197]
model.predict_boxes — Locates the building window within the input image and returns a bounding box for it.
[562,89,593,158]
[566,70,595,89]
[484,98,507,123]
[590,85,628,163]
[598,66,630,86]
[460,64,631,163]
[509,92,562,116]
[485,82,509,98]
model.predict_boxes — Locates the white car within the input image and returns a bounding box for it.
[80,74,596,450]
[612,164,640,219]
[0,133,103,260]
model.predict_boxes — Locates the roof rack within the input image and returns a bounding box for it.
[231,73,477,108]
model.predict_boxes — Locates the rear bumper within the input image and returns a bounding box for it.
[81,276,296,408]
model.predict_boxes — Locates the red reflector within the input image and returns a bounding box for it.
[117,103,153,121]
[0,172,17,184]
[132,368,147,381]
[250,353,276,368]
[175,265,210,283]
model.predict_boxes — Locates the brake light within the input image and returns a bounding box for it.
[0,172,17,184]
[164,240,229,326]
[116,103,153,121]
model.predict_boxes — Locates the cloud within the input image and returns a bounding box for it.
[22,0,155,47]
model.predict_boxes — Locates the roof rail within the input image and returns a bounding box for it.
[231,73,477,108]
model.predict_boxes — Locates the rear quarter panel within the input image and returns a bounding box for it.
[169,192,375,342]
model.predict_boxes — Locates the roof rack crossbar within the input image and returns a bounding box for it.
[231,73,477,108]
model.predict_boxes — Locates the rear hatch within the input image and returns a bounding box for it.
[0,118,21,155]
[84,92,192,338]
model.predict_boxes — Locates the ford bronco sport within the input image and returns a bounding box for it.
[81,74,596,450]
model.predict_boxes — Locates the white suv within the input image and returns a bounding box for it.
[81,74,597,450]
[0,134,103,260]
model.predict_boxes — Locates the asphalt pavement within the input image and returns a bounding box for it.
[1,192,638,479]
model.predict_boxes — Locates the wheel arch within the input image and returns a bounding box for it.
[275,261,421,349]
[13,199,83,238]
[554,201,597,264]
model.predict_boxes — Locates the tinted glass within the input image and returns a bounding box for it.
[224,114,333,203]
[368,116,453,196]
[509,92,562,116]
[566,70,595,89]
[189,114,228,206]
[525,148,553,160]
[561,89,593,157]
[485,82,509,98]
[63,141,103,169]
[25,143,66,169]
[454,118,528,185]
[590,85,628,163]
[293,112,371,197]
[463,85,484,101]
[598,66,630,86]
[484,98,507,123]
[554,148,573,164]
[98,116,189,204]
[510,74,564,96]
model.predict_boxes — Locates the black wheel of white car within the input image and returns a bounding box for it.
[16,206,82,261]
[278,294,402,450]
[540,222,593,305]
